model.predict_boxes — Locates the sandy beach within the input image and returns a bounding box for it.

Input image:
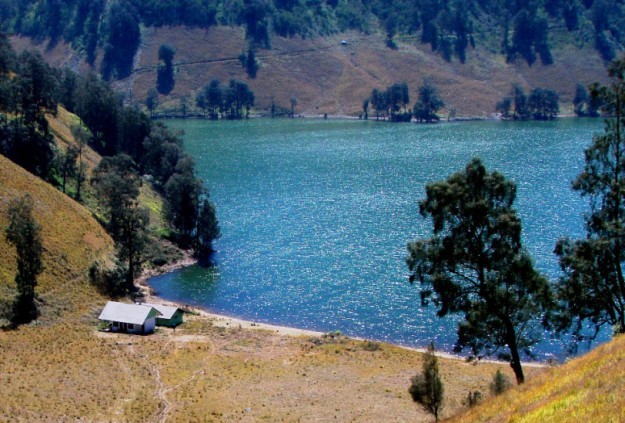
[134,256,548,367]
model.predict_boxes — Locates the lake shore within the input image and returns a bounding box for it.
[135,256,546,366]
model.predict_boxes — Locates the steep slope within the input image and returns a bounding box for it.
[0,153,114,322]
[132,27,611,118]
[448,335,625,422]
[12,26,610,119]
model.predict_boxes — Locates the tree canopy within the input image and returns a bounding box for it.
[554,56,625,345]
[406,158,553,384]
[3,0,623,69]
[5,195,43,324]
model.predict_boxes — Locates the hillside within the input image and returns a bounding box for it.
[12,25,611,119]
[0,152,114,323]
[449,334,625,422]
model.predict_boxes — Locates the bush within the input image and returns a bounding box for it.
[490,369,512,396]
[89,260,132,297]
[463,390,483,408]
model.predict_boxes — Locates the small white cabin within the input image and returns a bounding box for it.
[98,301,161,335]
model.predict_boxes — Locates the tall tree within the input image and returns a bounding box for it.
[413,81,444,123]
[554,56,625,343]
[70,122,91,201]
[92,154,148,288]
[146,88,159,118]
[5,195,43,324]
[164,156,202,246]
[406,158,553,384]
[409,342,444,422]
[194,197,221,264]
[156,44,175,95]
[573,83,589,116]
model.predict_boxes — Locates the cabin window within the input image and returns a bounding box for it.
[112,322,118,327]
[128,324,134,329]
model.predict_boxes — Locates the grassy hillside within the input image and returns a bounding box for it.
[129,27,610,118]
[0,153,114,323]
[12,25,610,119]
[449,334,625,422]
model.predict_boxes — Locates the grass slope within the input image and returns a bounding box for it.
[449,335,625,422]
[0,153,114,322]
[132,27,608,118]
[12,26,609,118]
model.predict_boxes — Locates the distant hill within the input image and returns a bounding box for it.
[11,26,612,119]
[6,0,622,118]
[449,334,625,422]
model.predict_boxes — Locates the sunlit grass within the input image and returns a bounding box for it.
[449,335,625,423]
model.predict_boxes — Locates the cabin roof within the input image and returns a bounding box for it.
[98,301,161,325]
[141,303,181,320]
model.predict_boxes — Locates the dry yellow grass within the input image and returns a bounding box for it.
[448,335,625,423]
[0,153,114,320]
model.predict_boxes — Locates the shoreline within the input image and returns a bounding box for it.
[135,257,546,367]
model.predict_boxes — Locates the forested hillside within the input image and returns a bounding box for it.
[3,0,621,117]
[3,0,625,69]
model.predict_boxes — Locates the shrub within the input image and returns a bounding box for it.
[490,369,512,396]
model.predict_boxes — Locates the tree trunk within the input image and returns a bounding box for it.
[505,320,525,384]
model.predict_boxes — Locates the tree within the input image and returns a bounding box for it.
[496,96,512,118]
[164,156,202,246]
[194,197,221,264]
[527,87,559,120]
[156,44,175,94]
[490,369,512,395]
[409,343,444,422]
[512,85,530,120]
[406,158,553,384]
[92,154,148,288]
[290,96,297,118]
[573,83,588,116]
[2,50,58,178]
[57,145,79,194]
[362,98,369,120]
[554,56,625,344]
[146,88,159,118]
[100,0,141,80]
[413,81,444,123]
[5,195,43,324]
[70,122,91,201]
[245,48,259,78]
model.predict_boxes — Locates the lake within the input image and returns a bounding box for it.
[151,117,606,360]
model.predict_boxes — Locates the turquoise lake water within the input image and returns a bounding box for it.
[151,118,606,359]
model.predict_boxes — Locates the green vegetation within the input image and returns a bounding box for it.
[409,342,444,422]
[157,44,176,95]
[5,195,43,324]
[1,0,624,84]
[367,81,443,122]
[195,79,254,119]
[406,158,553,384]
[450,334,625,422]
[490,369,512,396]
[0,36,220,274]
[554,56,625,345]
[413,81,445,123]
[497,85,559,120]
